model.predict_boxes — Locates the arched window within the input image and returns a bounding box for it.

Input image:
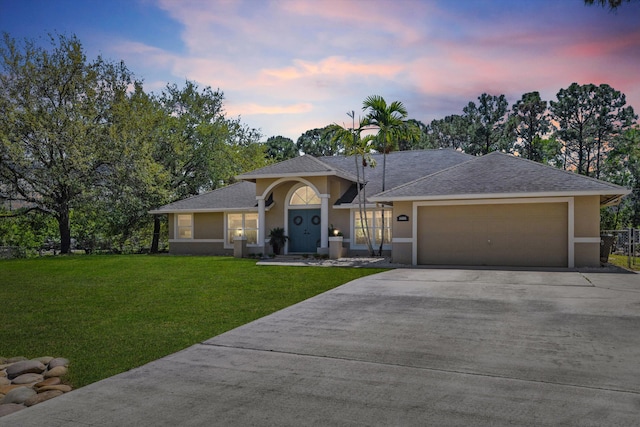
[289,185,320,206]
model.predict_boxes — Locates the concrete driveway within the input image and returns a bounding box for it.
[3,268,640,426]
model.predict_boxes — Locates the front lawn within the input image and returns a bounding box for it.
[0,255,386,388]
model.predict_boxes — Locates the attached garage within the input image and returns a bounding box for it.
[417,202,568,267]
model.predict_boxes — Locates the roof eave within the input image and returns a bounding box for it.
[149,206,262,214]
[368,189,632,203]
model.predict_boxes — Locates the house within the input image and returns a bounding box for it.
[150,149,629,268]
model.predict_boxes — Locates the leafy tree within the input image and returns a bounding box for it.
[602,128,640,227]
[362,95,419,254]
[0,33,134,253]
[591,84,636,178]
[508,92,551,161]
[463,93,510,155]
[265,135,298,161]
[150,81,265,252]
[426,115,472,150]
[550,83,636,177]
[296,126,343,156]
[398,119,432,151]
[550,83,597,175]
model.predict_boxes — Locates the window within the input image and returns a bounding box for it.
[227,213,258,245]
[176,214,193,239]
[354,210,392,247]
[289,185,320,205]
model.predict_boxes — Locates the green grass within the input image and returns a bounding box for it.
[0,255,386,388]
[608,254,640,271]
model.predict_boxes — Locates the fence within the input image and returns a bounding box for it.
[601,229,640,268]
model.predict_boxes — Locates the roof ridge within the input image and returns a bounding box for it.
[373,155,480,197]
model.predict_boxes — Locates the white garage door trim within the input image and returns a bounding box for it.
[412,197,574,268]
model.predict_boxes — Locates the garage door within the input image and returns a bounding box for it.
[417,203,568,267]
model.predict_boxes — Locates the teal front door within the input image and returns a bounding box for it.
[288,209,321,253]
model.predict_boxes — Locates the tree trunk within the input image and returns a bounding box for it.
[58,207,72,254]
[150,214,161,253]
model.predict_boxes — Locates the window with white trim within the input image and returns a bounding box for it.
[290,185,320,205]
[354,209,392,247]
[176,214,193,239]
[227,213,258,245]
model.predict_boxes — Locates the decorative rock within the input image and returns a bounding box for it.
[5,360,46,379]
[0,357,7,364]
[44,366,68,378]
[24,390,64,407]
[1,386,36,404]
[0,403,25,417]
[33,356,54,365]
[0,365,9,373]
[48,358,69,369]
[12,373,44,385]
[0,384,26,395]
[6,357,28,363]
[0,378,9,387]
[36,384,72,393]
[34,377,61,388]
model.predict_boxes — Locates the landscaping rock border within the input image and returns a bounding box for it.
[0,356,71,418]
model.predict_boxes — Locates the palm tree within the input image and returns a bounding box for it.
[328,113,377,255]
[362,95,418,255]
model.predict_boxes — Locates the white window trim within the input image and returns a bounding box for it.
[350,208,393,250]
[175,213,194,240]
[224,212,260,249]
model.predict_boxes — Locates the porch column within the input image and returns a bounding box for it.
[257,196,266,253]
[320,194,329,252]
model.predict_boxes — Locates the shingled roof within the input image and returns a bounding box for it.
[369,152,630,205]
[150,181,259,213]
[237,154,359,182]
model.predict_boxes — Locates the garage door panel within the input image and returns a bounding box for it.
[418,203,567,267]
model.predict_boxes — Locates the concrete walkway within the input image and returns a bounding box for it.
[3,268,640,426]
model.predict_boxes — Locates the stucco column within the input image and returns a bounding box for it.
[320,194,329,252]
[257,197,266,253]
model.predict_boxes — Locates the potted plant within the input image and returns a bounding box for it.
[268,227,288,255]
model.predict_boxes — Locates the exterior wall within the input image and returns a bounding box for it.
[169,241,230,255]
[573,195,601,268]
[417,202,568,267]
[391,201,413,264]
[194,213,224,239]
[168,213,175,239]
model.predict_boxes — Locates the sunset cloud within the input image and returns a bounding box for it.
[3,0,637,140]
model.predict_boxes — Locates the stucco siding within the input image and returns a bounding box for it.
[169,241,230,255]
[194,213,224,239]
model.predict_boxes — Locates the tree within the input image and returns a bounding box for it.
[150,81,265,252]
[329,112,377,255]
[463,93,510,155]
[0,33,134,253]
[362,95,418,255]
[426,114,472,151]
[398,119,432,151]
[550,83,636,177]
[602,128,640,227]
[585,0,634,9]
[591,84,636,178]
[296,126,342,156]
[508,92,551,162]
[265,135,298,161]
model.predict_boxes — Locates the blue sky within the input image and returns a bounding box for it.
[1,0,639,141]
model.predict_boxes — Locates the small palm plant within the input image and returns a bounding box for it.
[268,227,288,255]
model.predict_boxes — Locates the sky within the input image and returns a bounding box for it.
[1,0,639,142]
